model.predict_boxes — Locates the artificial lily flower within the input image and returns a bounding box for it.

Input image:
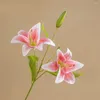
[11,23,55,56]
[42,48,84,84]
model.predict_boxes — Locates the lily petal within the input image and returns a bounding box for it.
[64,72,75,84]
[55,68,64,84]
[57,49,66,62]
[36,43,43,51]
[42,61,59,72]
[18,30,28,37]
[28,23,41,44]
[64,48,72,60]
[39,38,55,47]
[66,60,84,73]
[11,35,28,44]
[22,44,32,56]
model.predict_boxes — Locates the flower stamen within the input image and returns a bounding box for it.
[58,60,69,68]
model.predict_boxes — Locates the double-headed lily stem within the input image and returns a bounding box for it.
[24,29,57,100]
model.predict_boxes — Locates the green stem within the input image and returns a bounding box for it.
[24,81,35,100]
[37,29,57,75]
[25,71,46,100]
[37,45,49,75]
[36,71,47,80]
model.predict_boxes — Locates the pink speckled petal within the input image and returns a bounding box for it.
[28,23,41,44]
[22,44,32,56]
[55,68,64,84]
[64,48,72,60]
[39,38,55,47]
[18,30,28,37]
[35,43,44,51]
[42,61,59,72]
[64,72,75,84]
[57,49,66,62]
[11,35,28,44]
[65,60,84,73]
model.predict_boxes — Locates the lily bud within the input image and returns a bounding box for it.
[56,11,67,28]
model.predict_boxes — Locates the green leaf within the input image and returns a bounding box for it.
[47,71,58,76]
[41,23,49,37]
[28,55,38,82]
[73,72,81,78]
[56,11,67,28]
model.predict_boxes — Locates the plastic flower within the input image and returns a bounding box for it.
[11,23,55,56]
[42,48,84,84]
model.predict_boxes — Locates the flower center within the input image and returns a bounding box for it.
[29,34,37,46]
[58,60,69,68]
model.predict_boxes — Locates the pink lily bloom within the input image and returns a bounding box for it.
[11,23,55,56]
[42,48,84,84]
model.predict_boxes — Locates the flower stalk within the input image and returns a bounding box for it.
[24,81,35,100]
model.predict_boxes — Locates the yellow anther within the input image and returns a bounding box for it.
[58,60,69,68]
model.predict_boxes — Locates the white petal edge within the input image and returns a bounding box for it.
[64,72,75,84]
[18,30,28,37]
[35,44,44,51]
[28,22,41,42]
[67,48,72,57]
[64,48,72,59]
[57,49,66,62]
[11,36,22,43]
[55,68,64,84]
[67,61,84,73]
[22,44,32,56]
[72,61,84,71]
[43,39,55,46]
[11,35,29,44]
